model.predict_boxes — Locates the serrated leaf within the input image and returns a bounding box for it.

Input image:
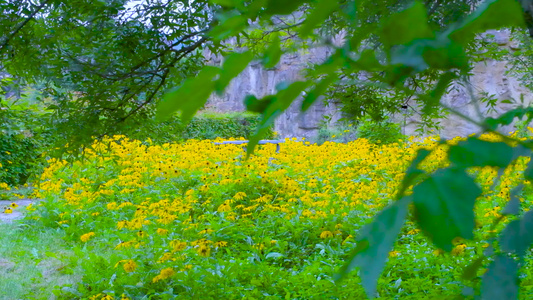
[215,51,254,93]
[157,67,219,122]
[380,1,433,49]
[262,35,282,69]
[449,0,525,45]
[499,210,533,257]
[335,196,411,298]
[413,168,481,251]
[481,255,518,300]
[299,0,340,37]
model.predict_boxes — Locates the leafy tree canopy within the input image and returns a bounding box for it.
[1,0,216,148]
[0,0,514,148]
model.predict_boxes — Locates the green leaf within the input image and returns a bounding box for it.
[351,49,383,71]
[380,1,433,49]
[247,81,309,156]
[485,107,533,130]
[301,74,338,112]
[156,67,219,123]
[244,95,275,113]
[215,51,254,93]
[448,138,529,168]
[209,13,247,40]
[449,0,525,45]
[390,36,469,73]
[299,0,340,38]
[462,257,484,280]
[264,0,309,16]
[397,148,431,197]
[209,0,237,7]
[499,210,533,257]
[422,71,457,114]
[262,35,282,69]
[481,255,519,300]
[336,196,411,298]
[502,185,523,216]
[413,168,481,251]
[525,155,533,181]
[265,252,284,259]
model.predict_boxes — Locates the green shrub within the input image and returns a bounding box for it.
[126,111,275,143]
[355,116,406,144]
[313,120,357,145]
[0,96,52,185]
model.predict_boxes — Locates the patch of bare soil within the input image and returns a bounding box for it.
[0,199,39,224]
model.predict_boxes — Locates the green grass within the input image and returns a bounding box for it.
[0,222,81,300]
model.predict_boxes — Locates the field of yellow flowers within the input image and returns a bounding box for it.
[25,134,533,299]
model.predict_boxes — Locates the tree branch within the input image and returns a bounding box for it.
[0,0,52,53]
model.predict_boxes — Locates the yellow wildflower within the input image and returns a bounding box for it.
[217,203,231,212]
[152,267,175,283]
[452,244,467,256]
[389,250,400,257]
[156,228,169,235]
[123,260,137,272]
[197,244,211,257]
[158,252,174,263]
[214,241,228,248]
[407,229,421,235]
[107,202,117,210]
[320,231,334,239]
[170,240,187,252]
[433,249,445,256]
[80,232,95,242]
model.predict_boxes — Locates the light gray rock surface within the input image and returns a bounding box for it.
[205,30,532,139]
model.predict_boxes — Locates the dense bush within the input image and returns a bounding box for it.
[313,116,406,145]
[355,116,406,144]
[0,96,52,185]
[126,111,275,143]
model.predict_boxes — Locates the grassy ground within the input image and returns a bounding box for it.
[0,222,81,300]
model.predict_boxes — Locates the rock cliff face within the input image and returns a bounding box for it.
[205,30,532,139]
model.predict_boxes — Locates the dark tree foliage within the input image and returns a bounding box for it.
[0,0,215,149]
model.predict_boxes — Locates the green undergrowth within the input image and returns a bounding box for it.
[0,222,83,300]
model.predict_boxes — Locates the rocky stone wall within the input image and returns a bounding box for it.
[205,29,532,139]
[404,30,533,139]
